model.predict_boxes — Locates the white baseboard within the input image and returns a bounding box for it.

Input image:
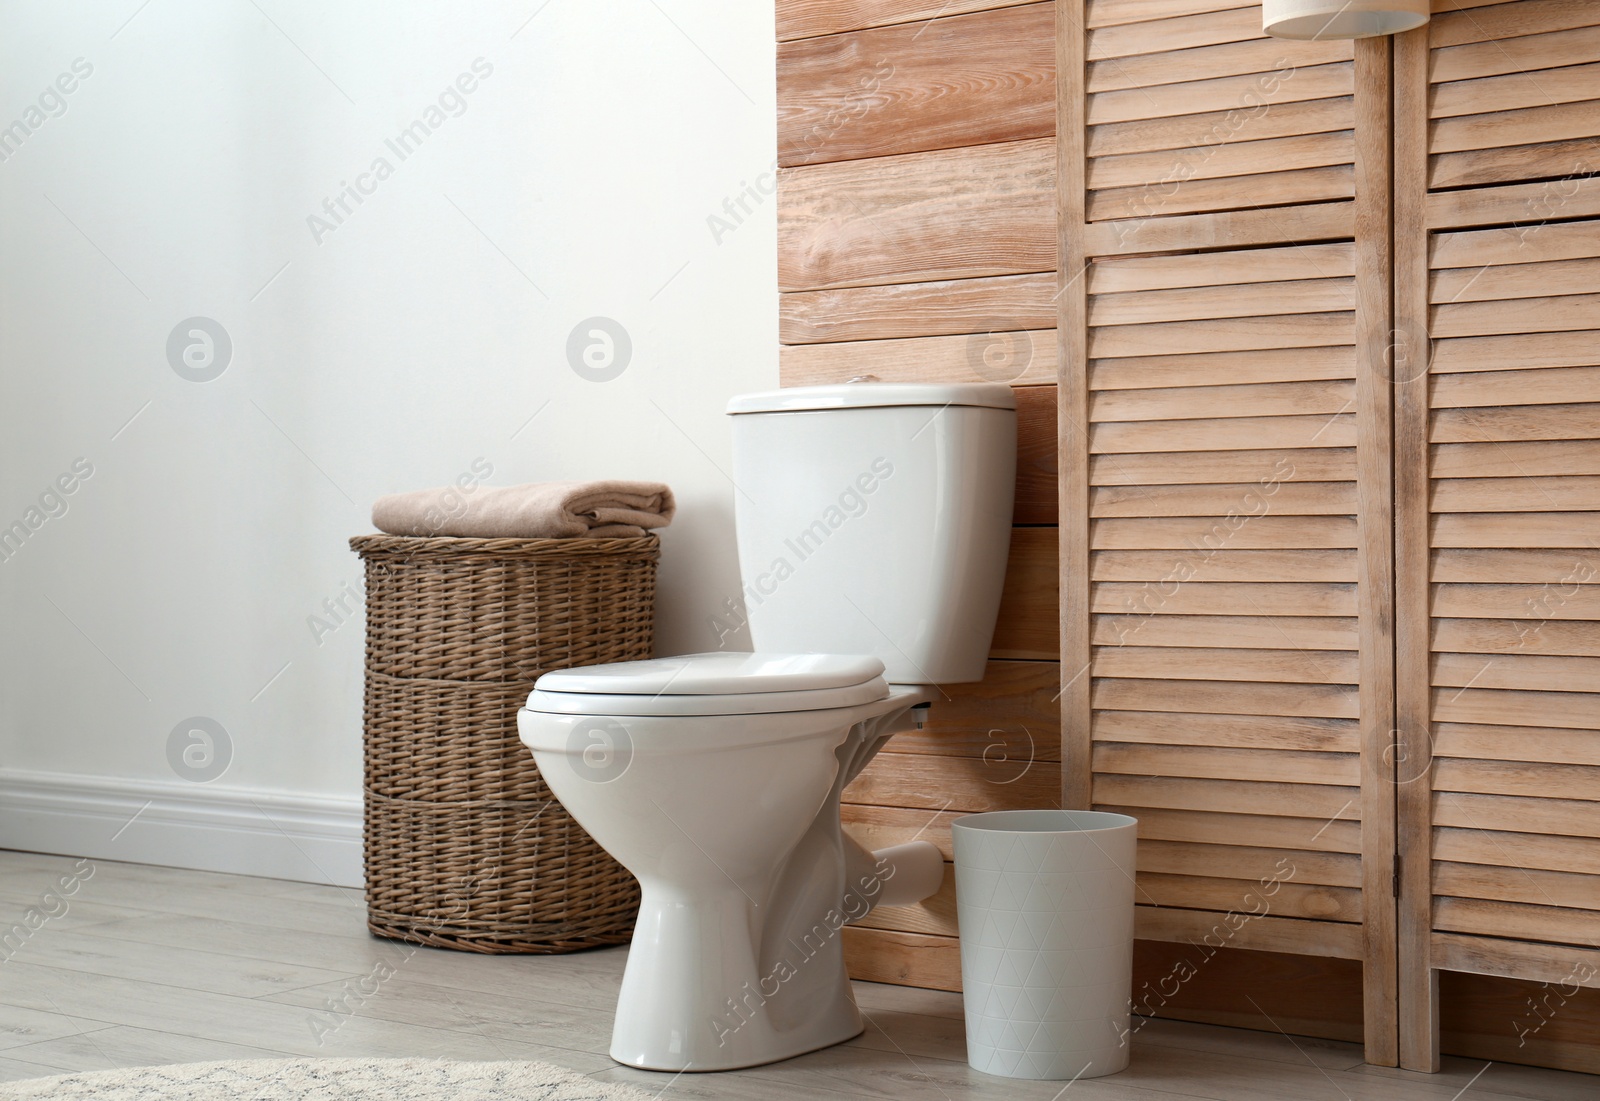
[0,769,362,888]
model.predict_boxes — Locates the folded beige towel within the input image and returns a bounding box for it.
[372,480,675,539]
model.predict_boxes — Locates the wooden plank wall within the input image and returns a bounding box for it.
[1394,0,1600,1074]
[776,0,1063,989]
[1057,0,1399,1067]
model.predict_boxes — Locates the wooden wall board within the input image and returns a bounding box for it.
[879,658,1061,760]
[1086,0,1257,28]
[777,2,1054,166]
[779,273,1057,344]
[1015,384,1060,524]
[780,329,1059,387]
[778,137,1056,291]
[777,0,1064,1004]
[840,926,961,989]
[843,750,1060,812]
[841,804,965,860]
[776,0,1039,42]
[992,526,1060,659]
[850,868,958,935]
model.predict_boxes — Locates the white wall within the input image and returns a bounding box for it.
[0,1,776,884]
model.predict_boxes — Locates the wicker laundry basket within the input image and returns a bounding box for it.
[349,534,656,953]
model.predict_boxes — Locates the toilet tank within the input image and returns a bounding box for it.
[726,382,1017,685]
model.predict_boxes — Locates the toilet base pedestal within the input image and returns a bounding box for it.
[608,882,865,1072]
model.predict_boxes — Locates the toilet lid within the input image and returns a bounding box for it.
[524,652,891,716]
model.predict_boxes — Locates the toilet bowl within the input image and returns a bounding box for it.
[519,652,942,1070]
[517,382,1017,1072]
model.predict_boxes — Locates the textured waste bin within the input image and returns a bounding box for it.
[953,809,1138,1080]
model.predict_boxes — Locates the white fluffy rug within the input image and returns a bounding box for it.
[0,1058,656,1100]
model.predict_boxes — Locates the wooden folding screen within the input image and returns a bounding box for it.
[777,0,1600,1073]
[1393,1,1600,1073]
[776,0,1064,990]
[1056,5,1399,1066]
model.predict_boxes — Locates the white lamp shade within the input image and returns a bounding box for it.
[1263,0,1429,39]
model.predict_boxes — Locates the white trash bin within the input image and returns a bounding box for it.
[952,809,1138,1080]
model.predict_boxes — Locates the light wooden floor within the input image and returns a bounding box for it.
[0,851,1594,1100]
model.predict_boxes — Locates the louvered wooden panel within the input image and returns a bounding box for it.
[1061,0,1397,1063]
[1418,221,1600,1043]
[1396,9,1600,1071]
[1081,3,1357,224]
[1427,0,1600,189]
[1081,240,1382,977]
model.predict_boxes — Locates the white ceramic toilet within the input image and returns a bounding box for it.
[517,382,1016,1072]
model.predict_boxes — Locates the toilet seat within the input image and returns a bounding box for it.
[524,651,891,717]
